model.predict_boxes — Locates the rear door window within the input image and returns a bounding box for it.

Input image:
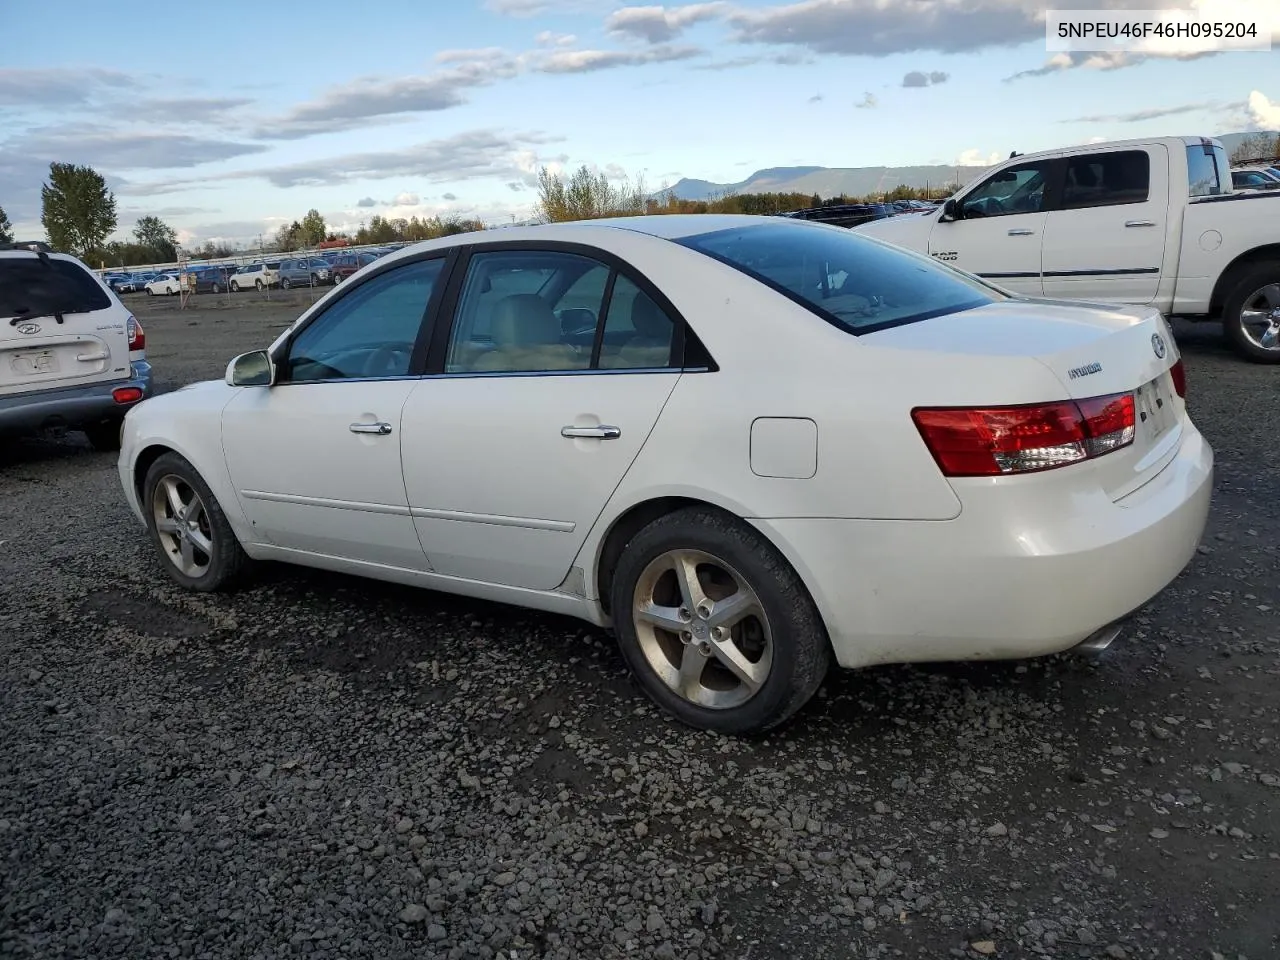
[1060,150,1151,209]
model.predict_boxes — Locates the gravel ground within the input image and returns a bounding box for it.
[2,293,1278,960]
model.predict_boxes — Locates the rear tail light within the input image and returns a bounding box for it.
[912,392,1136,477]
[1169,358,1186,398]
[112,386,144,404]
[127,316,145,351]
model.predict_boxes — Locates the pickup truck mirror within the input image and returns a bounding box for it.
[225,350,275,387]
[939,198,962,221]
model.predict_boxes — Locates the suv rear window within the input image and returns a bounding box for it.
[1,256,112,319]
[677,222,1001,334]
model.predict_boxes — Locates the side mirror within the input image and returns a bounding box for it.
[225,350,275,387]
[939,198,962,222]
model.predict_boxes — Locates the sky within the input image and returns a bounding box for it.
[1,0,1277,248]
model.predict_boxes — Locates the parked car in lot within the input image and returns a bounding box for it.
[781,202,899,228]
[855,134,1280,360]
[328,251,380,284]
[116,215,1212,734]
[1230,168,1280,192]
[229,262,278,291]
[145,273,181,296]
[278,257,333,288]
[856,136,1280,362]
[190,266,234,293]
[2,241,152,450]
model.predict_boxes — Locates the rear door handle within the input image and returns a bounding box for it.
[1125,220,1156,227]
[350,421,392,435]
[561,425,621,440]
[1007,228,1035,236]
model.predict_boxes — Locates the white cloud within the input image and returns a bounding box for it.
[956,149,1001,166]
[535,30,578,46]
[1247,90,1280,129]
[606,3,729,43]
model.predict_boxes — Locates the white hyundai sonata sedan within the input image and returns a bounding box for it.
[117,214,1213,734]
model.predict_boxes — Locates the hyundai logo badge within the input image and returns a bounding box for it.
[16,321,41,336]
[1151,332,1166,359]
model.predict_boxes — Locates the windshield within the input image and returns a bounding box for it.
[677,222,1002,333]
[1,256,112,320]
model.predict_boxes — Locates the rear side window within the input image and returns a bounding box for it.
[1187,143,1228,197]
[1061,150,1150,209]
[678,223,1000,334]
[1,256,112,319]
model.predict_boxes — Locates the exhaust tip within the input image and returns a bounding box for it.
[1073,622,1124,657]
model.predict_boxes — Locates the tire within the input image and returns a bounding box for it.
[83,419,122,452]
[146,289,154,296]
[1221,261,1280,363]
[282,278,292,290]
[255,280,264,291]
[212,282,221,294]
[609,506,832,735]
[142,452,253,592]
[231,281,240,292]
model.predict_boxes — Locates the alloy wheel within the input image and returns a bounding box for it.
[631,548,773,710]
[151,474,214,578]
[1239,283,1280,352]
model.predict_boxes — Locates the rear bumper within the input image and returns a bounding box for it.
[751,420,1214,670]
[0,360,154,435]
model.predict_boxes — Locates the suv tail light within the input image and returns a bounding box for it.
[1169,358,1186,398]
[912,392,1136,477]
[127,316,145,351]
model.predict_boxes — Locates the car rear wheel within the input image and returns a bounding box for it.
[142,452,252,592]
[610,507,831,735]
[212,282,221,293]
[255,279,264,291]
[83,420,121,452]
[281,278,292,289]
[1222,261,1280,363]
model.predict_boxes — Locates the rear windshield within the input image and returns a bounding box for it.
[677,222,1001,334]
[1,256,112,319]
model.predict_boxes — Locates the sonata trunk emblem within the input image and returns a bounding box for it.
[1151,333,1167,358]
[16,321,41,335]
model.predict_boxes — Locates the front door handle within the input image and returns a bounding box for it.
[1007,228,1035,236]
[350,421,392,435]
[1125,220,1156,227]
[561,425,621,440]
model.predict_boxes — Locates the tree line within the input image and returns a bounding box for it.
[533,164,959,223]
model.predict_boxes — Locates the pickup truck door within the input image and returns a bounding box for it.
[928,157,1055,296]
[1040,144,1170,305]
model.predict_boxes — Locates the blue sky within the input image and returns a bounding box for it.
[1,0,1276,247]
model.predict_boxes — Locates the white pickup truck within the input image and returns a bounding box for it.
[856,136,1280,363]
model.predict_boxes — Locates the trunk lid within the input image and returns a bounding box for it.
[867,298,1185,500]
[1,251,132,397]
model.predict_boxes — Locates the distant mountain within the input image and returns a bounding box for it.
[661,164,989,202]
[659,131,1279,202]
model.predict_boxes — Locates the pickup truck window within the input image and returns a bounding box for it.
[1061,151,1150,209]
[957,161,1050,218]
[1187,144,1228,197]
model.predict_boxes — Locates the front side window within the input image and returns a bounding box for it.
[959,161,1052,218]
[282,258,443,383]
[679,222,1000,334]
[1061,150,1150,209]
[445,250,608,374]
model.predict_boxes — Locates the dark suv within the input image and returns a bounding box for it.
[278,257,334,288]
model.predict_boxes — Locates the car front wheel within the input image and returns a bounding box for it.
[610,507,831,735]
[142,452,252,592]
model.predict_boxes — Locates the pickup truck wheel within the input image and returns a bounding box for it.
[1223,262,1280,363]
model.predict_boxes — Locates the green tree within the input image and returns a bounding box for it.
[40,162,117,256]
[132,214,178,261]
[0,205,12,243]
[299,208,327,247]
